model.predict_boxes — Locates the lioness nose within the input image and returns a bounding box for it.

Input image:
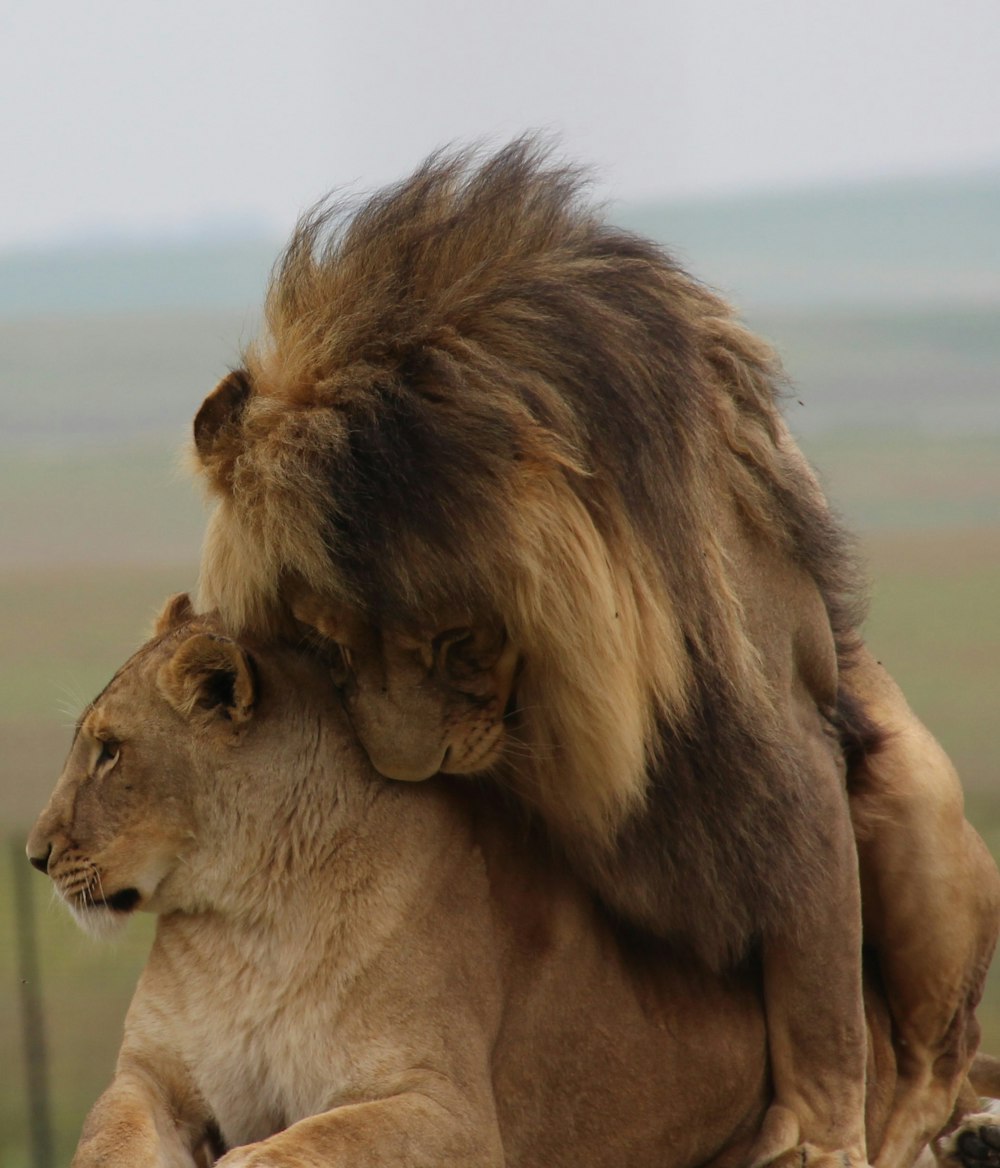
[27,842,52,874]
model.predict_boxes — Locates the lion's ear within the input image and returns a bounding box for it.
[157,633,257,725]
[154,593,195,636]
[193,369,252,465]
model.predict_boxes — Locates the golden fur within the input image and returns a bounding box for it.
[24,604,914,1167]
[190,142,1000,1168]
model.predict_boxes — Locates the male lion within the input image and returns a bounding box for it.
[191,142,1000,1168]
[23,598,998,1168]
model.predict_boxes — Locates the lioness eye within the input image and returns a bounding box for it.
[96,739,120,769]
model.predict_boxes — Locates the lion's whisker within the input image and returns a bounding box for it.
[501,739,562,761]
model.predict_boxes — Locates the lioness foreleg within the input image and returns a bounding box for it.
[214,1087,505,1168]
[71,1068,204,1168]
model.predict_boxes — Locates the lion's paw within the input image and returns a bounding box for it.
[937,1115,1000,1168]
[762,1145,869,1168]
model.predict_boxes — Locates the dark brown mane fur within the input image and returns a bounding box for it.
[195,138,869,967]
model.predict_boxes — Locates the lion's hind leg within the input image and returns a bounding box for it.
[847,650,1000,1168]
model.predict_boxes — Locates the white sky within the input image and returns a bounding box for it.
[2,0,999,249]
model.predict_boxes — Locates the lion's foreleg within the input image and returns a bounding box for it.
[214,1088,505,1168]
[751,736,869,1168]
[71,1069,202,1168]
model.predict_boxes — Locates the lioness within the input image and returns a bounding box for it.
[26,596,950,1168]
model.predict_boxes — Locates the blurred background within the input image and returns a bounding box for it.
[2,1,998,1163]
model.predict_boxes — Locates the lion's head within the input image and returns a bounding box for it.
[191,141,863,960]
[26,594,366,937]
[285,586,519,781]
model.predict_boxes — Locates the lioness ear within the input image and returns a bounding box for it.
[158,633,257,724]
[193,368,252,464]
[154,592,195,636]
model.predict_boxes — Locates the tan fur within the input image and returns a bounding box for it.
[189,142,1000,1168]
[27,606,919,1168]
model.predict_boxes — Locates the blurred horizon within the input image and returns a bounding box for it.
[2,155,998,259]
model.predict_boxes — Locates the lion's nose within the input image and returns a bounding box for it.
[27,842,52,874]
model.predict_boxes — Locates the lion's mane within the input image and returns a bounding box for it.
[195,140,867,966]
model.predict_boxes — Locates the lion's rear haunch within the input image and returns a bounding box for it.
[193,138,869,967]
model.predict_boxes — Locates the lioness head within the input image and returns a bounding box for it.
[288,585,519,782]
[25,595,301,936]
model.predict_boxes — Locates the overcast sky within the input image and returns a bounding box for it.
[3,0,999,250]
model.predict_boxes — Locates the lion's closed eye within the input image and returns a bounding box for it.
[435,626,508,683]
[329,643,353,687]
[433,628,474,672]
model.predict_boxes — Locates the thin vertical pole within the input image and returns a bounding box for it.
[10,835,55,1168]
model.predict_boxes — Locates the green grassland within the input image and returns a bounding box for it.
[2,429,999,1164]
